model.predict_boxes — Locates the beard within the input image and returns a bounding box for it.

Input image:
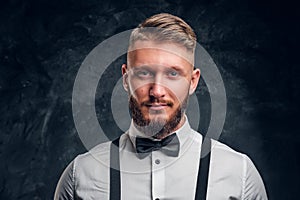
[129,95,189,138]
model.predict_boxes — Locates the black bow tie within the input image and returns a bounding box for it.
[135,133,180,159]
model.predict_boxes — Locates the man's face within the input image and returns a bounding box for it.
[122,41,200,138]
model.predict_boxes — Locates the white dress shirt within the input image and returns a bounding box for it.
[55,118,268,200]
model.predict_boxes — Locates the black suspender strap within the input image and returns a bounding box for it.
[109,136,212,200]
[195,137,212,200]
[110,137,121,200]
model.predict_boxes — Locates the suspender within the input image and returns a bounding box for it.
[195,137,211,200]
[109,136,211,200]
[110,138,121,200]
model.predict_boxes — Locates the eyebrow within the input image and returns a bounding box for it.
[133,65,184,71]
[131,65,153,71]
[169,65,184,71]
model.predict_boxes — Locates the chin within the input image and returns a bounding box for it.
[129,95,186,137]
[146,112,169,122]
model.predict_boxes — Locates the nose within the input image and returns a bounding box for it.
[149,83,166,98]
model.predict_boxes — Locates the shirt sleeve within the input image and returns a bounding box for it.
[54,161,75,200]
[242,155,268,200]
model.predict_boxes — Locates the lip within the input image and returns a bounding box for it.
[146,103,168,110]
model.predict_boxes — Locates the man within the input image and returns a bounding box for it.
[55,13,267,200]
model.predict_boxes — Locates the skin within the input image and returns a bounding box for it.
[122,40,200,139]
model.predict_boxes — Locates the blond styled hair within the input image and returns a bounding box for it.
[129,13,197,52]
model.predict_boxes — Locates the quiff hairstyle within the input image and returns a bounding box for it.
[129,13,197,52]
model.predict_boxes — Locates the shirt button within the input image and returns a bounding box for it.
[155,159,160,164]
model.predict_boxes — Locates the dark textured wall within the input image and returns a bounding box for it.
[0,0,299,199]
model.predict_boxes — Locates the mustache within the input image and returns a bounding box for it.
[141,99,174,107]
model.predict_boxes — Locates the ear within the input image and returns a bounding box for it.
[189,68,200,95]
[122,64,129,91]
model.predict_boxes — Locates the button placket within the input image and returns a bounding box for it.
[152,151,165,200]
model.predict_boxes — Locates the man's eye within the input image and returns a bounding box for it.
[136,70,152,77]
[168,70,178,77]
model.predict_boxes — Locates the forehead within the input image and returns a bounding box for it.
[127,41,194,68]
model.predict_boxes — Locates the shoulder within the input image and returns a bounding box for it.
[64,133,129,175]
[73,133,129,172]
[208,139,268,199]
[55,140,118,199]
[209,139,252,178]
[210,139,246,163]
[209,139,263,176]
[188,127,246,163]
[65,140,113,192]
[74,140,112,172]
[188,129,246,163]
